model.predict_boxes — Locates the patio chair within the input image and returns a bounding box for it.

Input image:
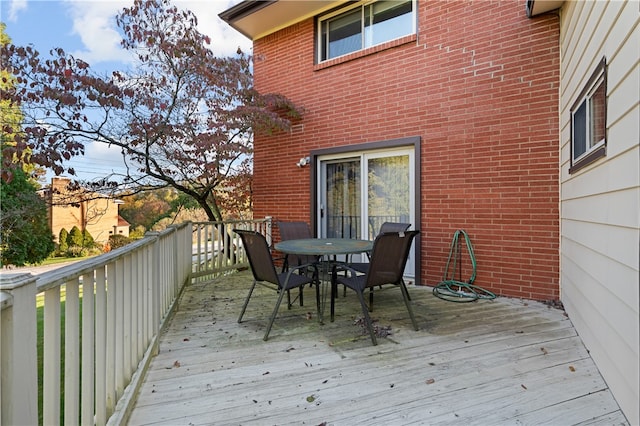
[277,221,321,306]
[330,230,420,345]
[233,229,320,341]
[349,222,411,273]
[277,221,319,269]
[346,222,412,302]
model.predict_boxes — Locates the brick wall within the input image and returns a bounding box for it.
[251,0,560,300]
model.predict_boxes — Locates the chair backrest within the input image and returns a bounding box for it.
[277,221,316,265]
[378,222,411,234]
[233,229,280,285]
[366,230,419,288]
[278,221,313,241]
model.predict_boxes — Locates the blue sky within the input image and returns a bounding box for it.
[1,0,251,182]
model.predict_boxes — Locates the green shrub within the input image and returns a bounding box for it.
[82,229,96,248]
[58,228,69,253]
[67,226,84,248]
[66,246,89,258]
[109,234,133,250]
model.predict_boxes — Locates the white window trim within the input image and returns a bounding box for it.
[317,0,417,64]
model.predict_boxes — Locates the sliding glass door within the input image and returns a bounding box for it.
[318,147,415,275]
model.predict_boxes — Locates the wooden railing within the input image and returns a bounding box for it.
[191,217,272,280]
[0,217,271,426]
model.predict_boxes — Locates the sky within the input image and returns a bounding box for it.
[0,0,252,183]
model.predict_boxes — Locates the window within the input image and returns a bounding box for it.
[570,57,607,173]
[318,0,415,62]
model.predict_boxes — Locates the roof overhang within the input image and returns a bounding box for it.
[526,0,564,18]
[219,0,345,40]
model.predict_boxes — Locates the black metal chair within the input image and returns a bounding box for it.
[233,229,320,341]
[330,230,420,345]
[349,222,411,273]
[345,222,412,302]
[277,221,319,270]
[277,221,321,307]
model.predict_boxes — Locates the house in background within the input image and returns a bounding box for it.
[45,177,130,246]
[220,0,638,423]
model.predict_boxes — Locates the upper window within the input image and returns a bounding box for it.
[318,0,415,63]
[570,57,607,173]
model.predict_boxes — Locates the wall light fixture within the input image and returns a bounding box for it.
[296,156,310,167]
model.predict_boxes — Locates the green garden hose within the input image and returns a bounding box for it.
[433,230,496,302]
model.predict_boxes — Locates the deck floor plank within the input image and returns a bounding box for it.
[126,271,628,425]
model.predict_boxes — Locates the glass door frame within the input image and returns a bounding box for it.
[308,136,421,282]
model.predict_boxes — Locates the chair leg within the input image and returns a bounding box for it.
[369,287,374,311]
[264,285,288,341]
[315,277,322,324]
[238,280,257,323]
[356,290,377,345]
[330,275,337,322]
[400,283,419,331]
[402,279,412,301]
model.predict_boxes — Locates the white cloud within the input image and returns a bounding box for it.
[6,0,27,21]
[61,0,251,66]
[63,0,136,65]
[178,0,252,56]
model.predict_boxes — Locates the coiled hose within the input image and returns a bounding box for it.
[433,230,496,302]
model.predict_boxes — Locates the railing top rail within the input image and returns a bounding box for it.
[191,218,271,226]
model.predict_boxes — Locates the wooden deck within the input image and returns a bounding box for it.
[127,270,628,425]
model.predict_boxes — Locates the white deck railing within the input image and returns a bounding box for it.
[0,218,271,425]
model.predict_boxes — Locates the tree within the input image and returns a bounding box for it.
[0,24,23,171]
[58,228,69,253]
[0,23,44,181]
[0,168,55,266]
[119,189,173,231]
[1,0,301,222]
[67,226,84,247]
[82,229,96,248]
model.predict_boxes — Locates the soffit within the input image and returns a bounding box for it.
[526,0,564,17]
[219,0,345,40]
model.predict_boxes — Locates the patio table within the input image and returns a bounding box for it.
[274,238,373,323]
[274,238,372,257]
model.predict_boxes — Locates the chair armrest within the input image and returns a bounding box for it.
[331,262,358,279]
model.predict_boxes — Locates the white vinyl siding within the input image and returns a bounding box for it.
[559,0,639,424]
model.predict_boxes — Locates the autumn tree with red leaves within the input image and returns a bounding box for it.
[0,0,301,221]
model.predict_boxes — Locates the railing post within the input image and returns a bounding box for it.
[0,273,39,425]
[146,231,161,335]
[265,216,273,246]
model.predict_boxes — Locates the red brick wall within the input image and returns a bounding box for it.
[251,0,560,300]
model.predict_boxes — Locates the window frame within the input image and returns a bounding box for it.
[569,57,607,174]
[316,0,416,64]
[309,136,421,282]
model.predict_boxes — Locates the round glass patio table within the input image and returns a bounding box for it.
[274,238,373,323]
[274,238,373,257]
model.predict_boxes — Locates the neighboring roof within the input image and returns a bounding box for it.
[219,0,343,40]
[526,0,563,18]
[117,215,130,227]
